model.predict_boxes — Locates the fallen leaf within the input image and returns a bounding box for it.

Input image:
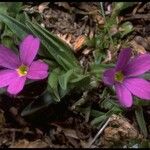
[99,114,143,148]
[10,139,49,148]
[130,40,146,54]
[73,35,86,52]
[82,48,92,56]
[93,14,105,26]
[38,2,49,13]
[56,33,73,48]
[50,123,79,139]
[134,36,150,51]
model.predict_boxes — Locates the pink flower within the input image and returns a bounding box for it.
[103,48,150,108]
[0,34,49,95]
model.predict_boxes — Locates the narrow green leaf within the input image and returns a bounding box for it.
[1,36,14,48]
[48,68,61,102]
[90,63,115,74]
[90,109,105,117]
[120,21,134,38]
[0,13,30,39]
[58,69,74,90]
[70,74,91,90]
[135,106,148,138]
[91,115,107,125]
[0,13,82,71]
[58,55,77,71]
[33,21,79,65]
[26,21,81,70]
[70,74,89,83]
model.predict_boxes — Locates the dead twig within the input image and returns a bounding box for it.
[0,128,34,134]
[88,117,111,148]
[123,14,150,21]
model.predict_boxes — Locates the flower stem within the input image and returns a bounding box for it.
[99,2,114,46]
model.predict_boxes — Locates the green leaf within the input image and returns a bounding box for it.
[58,69,74,90]
[15,12,29,25]
[0,3,8,14]
[134,97,150,106]
[0,2,22,16]
[91,115,107,125]
[26,21,81,70]
[90,109,105,118]
[119,21,134,38]
[1,36,14,48]
[48,68,61,102]
[112,2,136,16]
[0,13,30,39]
[70,74,91,90]
[135,106,148,138]
[0,13,82,71]
[90,63,115,79]
[70,74,89,83]
[58,55,77,71]
[7,2,23,17]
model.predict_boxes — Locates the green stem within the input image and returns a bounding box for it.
[99,2,114,46]
[135,106,147,138]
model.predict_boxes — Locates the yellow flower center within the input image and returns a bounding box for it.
[17,65,28,76]
[114,71,124,83]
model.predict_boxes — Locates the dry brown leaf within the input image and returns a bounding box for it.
[73,35,86,52]
[38,2,49,13]
[56,33,73,48]
[134,36,150,51]
[93,14,105,26]
[130,40,146,54]
[132,2,142,15]
[10,139,49,148]
[50,123,79,139]
[63,129,79,139]
[82,48,92,56]
[99,114,143,148]
[89,28,95,39]
[78,2,98,13]
[66,137,79,148]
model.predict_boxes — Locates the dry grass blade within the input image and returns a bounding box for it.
[88,116,112,148]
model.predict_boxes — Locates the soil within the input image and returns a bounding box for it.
[0,2,150,148]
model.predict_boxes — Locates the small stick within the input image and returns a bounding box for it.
[0,128,34,134]
[88,117,111,148]
[11,131,16,146]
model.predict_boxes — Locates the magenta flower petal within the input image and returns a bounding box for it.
[115,48,131,71]
[103,68,115,85]
[124,78,150,100]
[19,35,40,66]
[7,76,26,95]
[115,83,133,107]
[0,69,18,88]
[0,45,21,69]
[124,54,150,77]
[27,60,48,80]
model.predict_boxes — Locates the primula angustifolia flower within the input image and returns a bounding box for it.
[103,48,150,107]
[0,34,48,95]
